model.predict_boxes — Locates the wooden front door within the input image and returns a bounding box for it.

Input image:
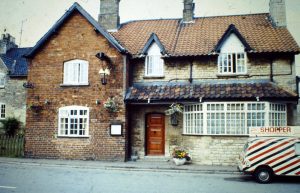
[146,113,165,155]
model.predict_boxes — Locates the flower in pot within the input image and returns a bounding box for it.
[103,97,118,113]
[165,103,183,126]
[172,147,191,166]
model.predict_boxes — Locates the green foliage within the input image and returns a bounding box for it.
[0,117,22,136]
[172,147,191,161]
[165,103,183,115]
[103,97,118,113]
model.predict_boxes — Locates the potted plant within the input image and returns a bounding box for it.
[103,97,118,113]
[172,147,191,166]
[165,103,183,126]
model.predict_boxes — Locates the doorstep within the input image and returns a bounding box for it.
[141,155,170,162]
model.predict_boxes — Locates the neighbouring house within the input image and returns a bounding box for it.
[25,0,299,165]
[0,33,30,130]
[115,0,300,165]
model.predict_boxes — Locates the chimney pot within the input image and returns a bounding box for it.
[0,33,17,54]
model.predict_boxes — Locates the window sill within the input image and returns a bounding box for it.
[143,76,165,79]
[57,135,90,138]
[217,74,249,78]
[60,83,90,87]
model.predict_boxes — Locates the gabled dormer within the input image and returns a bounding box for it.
[214,24,252,75]
[141,33,166,77]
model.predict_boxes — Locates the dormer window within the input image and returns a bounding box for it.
[145,43,164,77]
[215,25,251,76]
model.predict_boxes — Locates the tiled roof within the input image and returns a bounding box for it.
[26,2,125,58]
[125,81,298,102]
[0,47,31,76]
[112,14,300,56]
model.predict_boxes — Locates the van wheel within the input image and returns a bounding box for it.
[254,167,273,184]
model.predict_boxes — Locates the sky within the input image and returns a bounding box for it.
[0,0,299,71]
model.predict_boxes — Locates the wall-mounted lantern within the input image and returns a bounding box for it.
[99,68,110,85]
[96,52,112,85]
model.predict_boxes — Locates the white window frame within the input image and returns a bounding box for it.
[218,52,247,75]
[0,103,5,119]
[0,73,5,88]
[144,43,164,77]
[183,102,287,136]
[63,59,89,85]
[58,106,89,137]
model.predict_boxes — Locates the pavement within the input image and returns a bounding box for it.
[0,157,239,174]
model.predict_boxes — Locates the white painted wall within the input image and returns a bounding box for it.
[220,34,245,53]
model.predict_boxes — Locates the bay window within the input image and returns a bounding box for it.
[58,106,89,137]
[183,102,287,135]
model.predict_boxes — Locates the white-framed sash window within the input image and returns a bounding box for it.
[183,102,287,136]
[58,106,89,137]
[63,59,88,85]
[218,53,246,74]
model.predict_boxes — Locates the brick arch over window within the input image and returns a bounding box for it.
[63,59,88,85]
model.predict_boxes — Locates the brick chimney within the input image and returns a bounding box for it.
[0,33,17,54]
[98,0,120,31]
[183,0,195,23]
[269,0,286,27]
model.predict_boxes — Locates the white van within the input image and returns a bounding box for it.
[238,127,300,183]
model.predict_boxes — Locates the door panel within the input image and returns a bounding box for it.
[146,114,165,155]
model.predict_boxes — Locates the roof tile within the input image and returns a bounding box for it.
[0,47,31,76]
[125,82,298,102]
[112,14,299,56]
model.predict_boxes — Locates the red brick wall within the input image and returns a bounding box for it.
[25,11,127,161]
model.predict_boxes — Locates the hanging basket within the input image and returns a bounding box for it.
[29,105,43,114]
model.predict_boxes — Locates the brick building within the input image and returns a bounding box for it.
[0,33,30,129]
[24,3,128,160]
[25,0,300,165]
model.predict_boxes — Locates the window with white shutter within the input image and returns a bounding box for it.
[63,59,88,85]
